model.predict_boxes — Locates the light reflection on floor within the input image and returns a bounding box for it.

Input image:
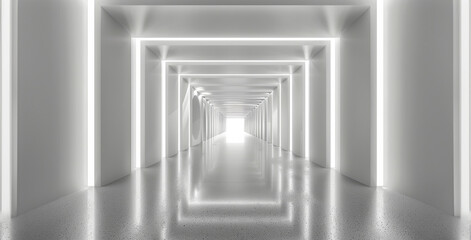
[0,133,469,239]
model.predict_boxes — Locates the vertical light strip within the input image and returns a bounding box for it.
[87,0,95,186]
[304,61,310,158]
[135,40,142,169]
[1,0,12,214]
[289,74,293,152]
[376,0,384,186]
[460,0,470,215]
[161,61,166,158]
[330,40,337,170]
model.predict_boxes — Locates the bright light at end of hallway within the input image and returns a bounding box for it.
[226,118,245,143]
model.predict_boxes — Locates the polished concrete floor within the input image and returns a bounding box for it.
[0,133,470,239]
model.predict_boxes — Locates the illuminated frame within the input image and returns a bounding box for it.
[88,35,339,186]
[135,39,332,163]
[84,0,471,220]
[174,72,291,149]
[130,38,333,171]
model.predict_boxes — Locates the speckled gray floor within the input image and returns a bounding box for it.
[0,133,469,239]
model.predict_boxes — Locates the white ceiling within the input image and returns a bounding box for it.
[172,64,299,75]
[147,45,325,60]
[105,5,368,38]
[104,3,370,117]
[101,0,371,6]
[190,77,280,116]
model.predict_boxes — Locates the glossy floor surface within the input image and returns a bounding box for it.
[0,133,470,239]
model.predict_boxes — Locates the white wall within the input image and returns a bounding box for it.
[245,110,254,136]
[0,2,3,205]
[292,67,305,157]
[272,88,280,146]
[258,106,262,138]
[166,67,178,156]
[16,0,86,215]
[100,10,132,186]
[280,79,290,151]
[261,102,266,140]
[255,109,258,137]
[202,100,207,140]
[267,95,272,143]
[209,104,213,137]
[144,47,162,167]
[384,0,455,215]
[191,90,203,147]
[309,49,328,167]
[209,104,213,138]
[180,80,190,151]
[339,11,372,186]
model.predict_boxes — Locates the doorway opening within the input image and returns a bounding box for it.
[226,118,245,143]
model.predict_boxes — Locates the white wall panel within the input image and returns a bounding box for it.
[267,95,272,143]
[16,0,86,215]
[292,67,305,157]
[144,48,162,167]
[100,10,132,186]
[166,67,178,156]
[339,12,372,186]
[203,101,207,141]
[281,79,290,151]
[0,2,2,205]
[272,87,280,146]
[191,90,203,147]
[310,49,328,167]
[384,0,455,215]
[261,103,266,140]
[180,80,190,151]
